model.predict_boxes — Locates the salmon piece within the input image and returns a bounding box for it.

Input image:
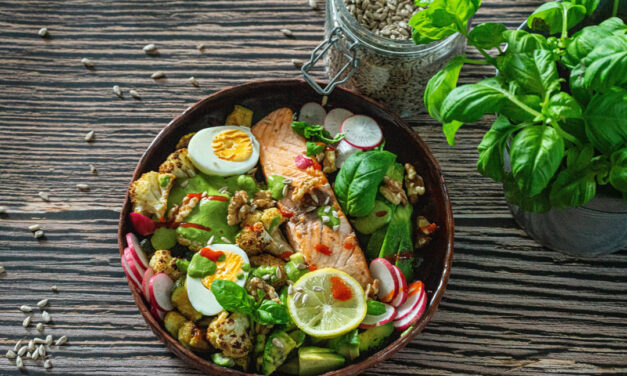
[252,108,372,288]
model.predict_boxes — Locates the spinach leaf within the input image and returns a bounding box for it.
[503,173,552,213]
[549,167,596,208]
[477,116,519,182]
[526,1,586,35]
[582,34,627,91]
[424,56,465,123]
[441,78,508,123]
[334,151,397,217]
[498,49,559,96]
[469,22,507,49]
[306,141,326,157]
[211,280,255,316]
[291,121,344,144]
[502,30,549,53]
[583,89,627,155]
[254,299,290,325]
[610,147,627,193]
[510,126,565,197]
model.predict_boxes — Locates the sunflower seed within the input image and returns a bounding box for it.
[76,183,90,191]
[287,279,294,285]
[28,224,41,232]
[275,267,283,279]
[301,293,310,305]
[85,130,95,142]
[324,196,330,205]
[26,351,33,359]
[332,211,339,218]
[220,236,231,244]
[151,71,165,79]
[38,344,46,356]
[295,287,304,293]
[31,350,39,360]
[38,191,50,202]
[188,76,199,87]
[20,305,33,313]
[283,178,293,184]
[45,335,53,345]
[0,205,6,214]
[196,43,205,51]
[143,43,157,53]
[42,311,51,323]
[44,359,52,369]
[293,292,302,304]
[51,285,58,292]
[28,340,35,351]
[332,225,340,231]
[6,349,16,359]
[22,316,31,328]
[14,340,23,351]
[321,95,328,107]
[34,230,45,238]
[34,337,45,344]
[296,263,308,270]
[287,285,294,295]
[112,85,123,98]
[81,57,94,67]
[321,215,330,223]
[308,0,318,9]
[291,58,304,68]
[129,89,141,99]
[272,337,284,349]
[16,356,23,368]
[281,28,293,37]
[37,299,49,309]
[218,186,228,194]
[313,286,324,292]
[262,274,271,281]
[323,206,330,214]
[281,184,288,197]
[311,194,319,204]
[0,265,4,274]
[17,346,27,356]
[305,206,317,213]
[89,164,98,175]
[38,27,49,37]
[36,322,44,332]
[55,335,67,346]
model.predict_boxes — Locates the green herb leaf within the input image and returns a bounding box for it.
[441,78,508,123]
[409,7,457,41]
[582,34,627,91]
[549,167,596,208]
[211,279,255,316]
[424,56,465,123]
[503,173,552,213]
[526,1,586,35]
[610,147,627,193]
[366,300,387,316]
[566,144,595,172]
[583,89,627,155]
[502,30,549,53]
[469,22,507,49]
[569,0,600,15]
[562,18,623,69]
[477,116,519,182]
[510,126,565,197]
[498,49,559,96]
[291,121,345,144]
[499,94,543,123]
[545,92,583,121]
[254,299,290,325]
[442,121,464,146]
[306,141,326,157]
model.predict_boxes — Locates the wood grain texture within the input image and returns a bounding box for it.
[0,0,625,375]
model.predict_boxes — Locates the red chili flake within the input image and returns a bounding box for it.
[207,195,228,202]
[200,247,224,262]
[375,210,388,217]
[307,265,317,271]
[280,208,294,218]
[420,223,437,234]
[179,222,212,232]
[311,159,322,170]
[330,276,352,301]
[185,193,203,200]
[314,244,331,256]
[280,251,293,260]
[343,241,354,250]
[294,154,313,169]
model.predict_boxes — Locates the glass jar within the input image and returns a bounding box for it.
[311,0,467,118]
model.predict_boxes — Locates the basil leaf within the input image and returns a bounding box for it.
[469,22,507,49]
[306,142,325,157]
[424,56,465,123]
[503,173,552,213]
[526,1,586,35]
[569,0,600,15]
[441,78,508,123]
[254,299,290,325]
[498,49,559,96]
[211,280,255,316]
[291,121,344,144]
[561,18,624,69]
[366,300,387,316]
[582,34,627,91]
[409,7,457,41]
[442,120,464,146]
[510,126,565,197]
[500,94,542,123]
[566,144,595,172]
[502,30,549,53]
[545,92,582,121]
[583,89,627,155]
[549,168,596,209]
[412,28,440,45]
[477,116,519,182]
[610,147,627,193]
[442,0,481,28]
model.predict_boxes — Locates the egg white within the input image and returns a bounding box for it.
[186,244,249,316]
[188,126,259,176]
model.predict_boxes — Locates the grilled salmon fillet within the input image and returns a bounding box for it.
[252,108,372,288]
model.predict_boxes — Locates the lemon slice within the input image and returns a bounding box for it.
[287,268,366,338]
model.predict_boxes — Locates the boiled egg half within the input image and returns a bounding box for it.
[188,126,259,176]
[186,244,249,316]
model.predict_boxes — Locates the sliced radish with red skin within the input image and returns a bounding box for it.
[126,232,149,269]
[124,248,145,282]
[298,102,327,125]
[391,266,408,307]
[370,258,399,303]
[324,108,353,137]
[394,281,425,321]
[150,303,166,322]
[359,303,397,329]
[142,267,155,304]
[394,291,427,331]
[149,273,174,312]
[121,255,141,290]
[335,140,361,168]
[129,212,156,236]
[340,115,383,150]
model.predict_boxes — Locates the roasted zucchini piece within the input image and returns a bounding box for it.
[164,311,187,338]
[171,282,202,321]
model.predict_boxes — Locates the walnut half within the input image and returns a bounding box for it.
[379,176,408,205]
[227,190,251,226]
[404,163,426,204]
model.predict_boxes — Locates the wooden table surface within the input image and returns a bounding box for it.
[1,0,626,375]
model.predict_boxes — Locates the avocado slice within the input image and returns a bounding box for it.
[171,281,202,321]
[351,200,393,235]
[163,311,187,338]
[278,356,299,375]
[298,347,345,376]
[358,322,394,353]
[288,329,306,348]
[262,330,297,375]
[328,330,359,361]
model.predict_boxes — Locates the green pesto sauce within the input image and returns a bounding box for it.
[317,205,340,228]
[267,175,286,200]
[167,173,258,212]
[151,227,177,250]
[188,252,217,278]
[175,198,239,246]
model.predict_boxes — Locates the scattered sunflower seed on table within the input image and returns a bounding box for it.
[44,359,52,369]
[20,305,33,313]
[0,265,5,274]
[129,89,141,99]
[80,57,94,67]
[142,43,157,53]
[28,224,40,232]
[77,183,90,192]
[35,229,46,239]
[38,27,48,37]
[84,130,95,142]
[151,71,165,79]
[112,85,123,98]
[291,58,304,68]
[0,205,6,214]
[37,299,49,309]
[22,316,31,328]
[42,310,51,322]
[17,346,27,356]
[55,335,68,346]
[281,28,293,37]
[38,191,50,202]
[89,164,97,175]
[188,76,199,87]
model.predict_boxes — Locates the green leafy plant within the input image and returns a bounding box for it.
[211,280,290,325]
[415,0,627,211]
[291,121,345,157]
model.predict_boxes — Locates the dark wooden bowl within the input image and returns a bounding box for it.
[118,79,454,375]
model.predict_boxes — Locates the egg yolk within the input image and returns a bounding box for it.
[201,250,244,290]
[212,129,253,162]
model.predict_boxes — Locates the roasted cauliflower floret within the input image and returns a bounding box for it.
[252,190,274,210]
[129,171,175,220]
[176,132,196,149]
[159,148,196,179]
[260,207,285,231]
[227,190,251,226]
[379,176,408,206]
[149,250,183,280]
[246,276,280,303]
[236,222,272,256]
[206,311,253,358]
[178,321,210,352]
[404,163,426,204]
[322,148,337,174]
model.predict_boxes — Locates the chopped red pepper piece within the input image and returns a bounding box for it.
[330,275,352,301]
[314,244,331,256]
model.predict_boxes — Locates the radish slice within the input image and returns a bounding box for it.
[324,108,353,137]
[142,267,155,304]
[124,247,146,282]
[359,303,397,329]
[149,273,174,312]
[129,212,156,236]
[298,102,326,125]
[391,266,408,307]
[121,255,141,290]
[394,281,425,321]
[394,291,427,331]
[341,115,382,150]
[150,303,166,322]
[370,258,399,304]
[126,232,149,270]
[335,140,361,168]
